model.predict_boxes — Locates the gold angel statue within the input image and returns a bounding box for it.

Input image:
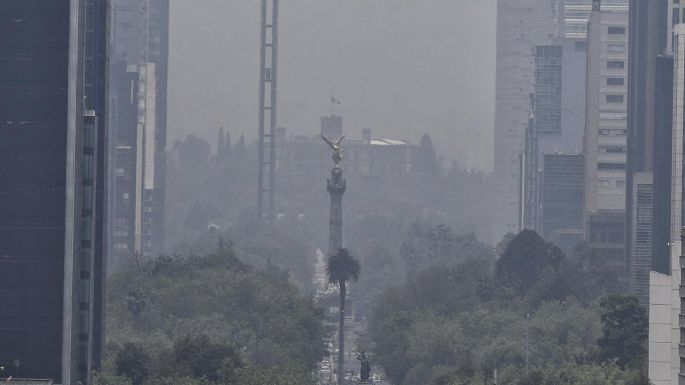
[321,134,345,165]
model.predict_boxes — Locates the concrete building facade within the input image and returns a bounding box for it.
[583,6,629,276]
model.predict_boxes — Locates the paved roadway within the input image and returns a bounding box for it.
[313,249,392,385]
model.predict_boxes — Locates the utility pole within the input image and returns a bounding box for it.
[525,312,530,376]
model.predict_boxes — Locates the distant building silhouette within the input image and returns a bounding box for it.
[276,116,419,178]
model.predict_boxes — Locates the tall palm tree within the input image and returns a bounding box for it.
[325,248,361,385]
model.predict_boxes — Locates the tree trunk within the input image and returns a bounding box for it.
[338,282,346,385]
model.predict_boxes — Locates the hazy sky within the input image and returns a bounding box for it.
[168,1,496,171]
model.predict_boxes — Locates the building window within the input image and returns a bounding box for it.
[608,26,626,35]
[675,8,682,25]
[600,180,610,187]
[607,77,624,86]
[607,60,625,69]
[607,44,626,53]
[602,146,626,153]
[598,163,626,171]
[606,94,624,103]
[599,128,627,136]
[599,112,627,120]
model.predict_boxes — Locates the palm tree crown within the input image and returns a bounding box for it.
[325,248,361,286]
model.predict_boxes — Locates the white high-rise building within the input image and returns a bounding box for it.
[493,0,558,239]
[583,8,629,216]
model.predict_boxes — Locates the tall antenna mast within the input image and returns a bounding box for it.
[258,0,279,222]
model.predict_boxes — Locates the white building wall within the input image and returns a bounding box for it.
[584,9,629,218]
[671,24,685,383]
[670,240,682,385]
[651,271,676,385]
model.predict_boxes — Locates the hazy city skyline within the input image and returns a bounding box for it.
[168,0,496,171]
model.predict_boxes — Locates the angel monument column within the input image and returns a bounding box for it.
[322,135,346,253]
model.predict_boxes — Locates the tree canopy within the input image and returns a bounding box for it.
[101,245,325,385]
[369,229,648,385]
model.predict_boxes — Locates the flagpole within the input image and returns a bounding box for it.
[330,96,341,116]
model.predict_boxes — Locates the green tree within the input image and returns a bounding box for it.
[217,126,226,161]
[597,295,647,370]
[234,366,315,385]
[172,334,242,382]
[496,230,565,295]
[105,249,325,381]
[92,370,133,385]
[509,362,647,385]
[174,134,211,168]
[144,377,212,385]
[235,133,246,158]
[325,248,361,385]
[417,133,439,175]
[114,343,151,385]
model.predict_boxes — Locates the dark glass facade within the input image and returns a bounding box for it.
[625,0,669,286]
[0,2,72,380]
[0,1,108,383]
[652,54,674,275]
[534,45,563,136]
[542,154,585,254]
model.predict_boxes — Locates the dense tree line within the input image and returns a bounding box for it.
[97,244,325,385]
[369,229,648,385]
